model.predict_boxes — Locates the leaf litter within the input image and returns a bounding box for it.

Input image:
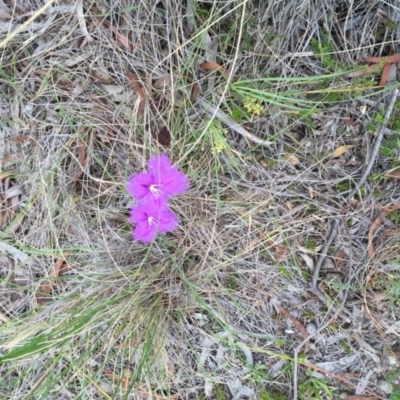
[0,1,399,399]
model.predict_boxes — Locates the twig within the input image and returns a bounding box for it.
[76,0,93,43]
[348,88,399,200]
[311,217,340,288]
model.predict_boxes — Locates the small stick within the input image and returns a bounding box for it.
[348,88,399,200]
[312,217,340,288]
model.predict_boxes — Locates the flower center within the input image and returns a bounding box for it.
[147,216,156,225]
[149,184,162,196]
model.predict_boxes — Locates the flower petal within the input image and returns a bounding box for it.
[129,203,148,223]
[145,196,169,215]
[126,173,153,201]
[148,153,172,179]
[148,154,189,196]
[158,208,178,233]
[133,220,157,243]
[162,169,189,196]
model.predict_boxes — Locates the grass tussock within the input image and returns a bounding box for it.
[1,0,400,399]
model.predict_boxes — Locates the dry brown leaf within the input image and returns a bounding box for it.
[343,118,355,127]
[309,187,317,199]
[359,104,367,115]
[37,255,70,304]
[1,155,19,166]
[383,167,400,179]
[157,126,171,147]
[36,280,52,304]
[106,24,132,52]
[126,71,146,114]
[331,145,354,158]
[152,73,179,89]
[274,244,290,261]
[200,61,229,79]
[191,82,199,102]
[103,368,129,391]
[74,139,86,182]
[10,136,29,143]
[0,10,12,19]
[277,305,309,340]
[301,361,384,399]
[116,339,139,348]
[368,212,388,260]
[363,53,400,64]
[122,367,130,396]
[284,154,300,166]
[334,249,347,270]
[54,258,70,277]
[379,60,392,88]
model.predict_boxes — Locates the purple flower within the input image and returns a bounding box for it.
[130,198,178,243]
[127,154,188,202]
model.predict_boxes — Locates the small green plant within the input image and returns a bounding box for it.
[389,210,400,225]
[275,338,287,349]
[225,275,239,290]
[311,33,336,68]
[299,374,336,399]
[278,264,293,280]
[387,371,400,399]
[214,383,228,400]
[259,387,288,400]
[339,339,352,354]
[207,119,229,154]
[243,97,264,118]
[231,106,247,123]
[305,237,317,252]
[244,363,269,386]
[381,133,400,158]
[384,19,398,30]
